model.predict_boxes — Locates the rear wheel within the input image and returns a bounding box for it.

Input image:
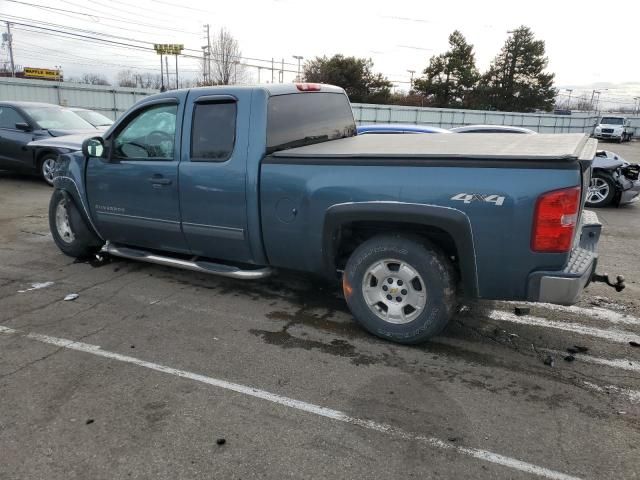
[586,174,616,207]
[49,190,102,257]
[342,234,456,344]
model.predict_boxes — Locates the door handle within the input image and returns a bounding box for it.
[148,175,172,186]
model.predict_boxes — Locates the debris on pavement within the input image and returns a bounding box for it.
[543,355,555,367]
[18,281,54,293]
[572,345,589,353]
[216,438,226,446]
[64,293,79,301]
[564,355,576,362]
[630,341,640,348]
[514,306,530,316]
[85,419,94,425]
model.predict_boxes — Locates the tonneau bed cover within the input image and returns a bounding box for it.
[272,133,597,161]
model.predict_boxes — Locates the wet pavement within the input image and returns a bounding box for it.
[1,152,639,479]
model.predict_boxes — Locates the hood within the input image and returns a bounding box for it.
[47,128,99,137]
[593,150,625,170]
[28,132,101,151]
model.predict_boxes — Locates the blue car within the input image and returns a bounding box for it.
[356,123,451,135]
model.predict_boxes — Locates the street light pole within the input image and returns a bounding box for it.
[407,69,415,91]
[293,55,303,82]
[565,88,573,111]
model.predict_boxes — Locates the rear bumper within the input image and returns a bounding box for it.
[527,210,601,305]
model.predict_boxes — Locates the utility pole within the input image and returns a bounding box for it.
[205,24,211,84]
[407,69,415,91]
[160,53,164,91]
[634,97,639,116]
[175,54,179,89]
[271,58,274,83]
[293,55,303,81]
[5,22,15,77]
[280,58,284,83]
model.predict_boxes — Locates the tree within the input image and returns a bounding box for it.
[477,26,556,112]
[303,55,392,103]
[413,30,479,108]
[79,73,110,86]
[117,69,137,87]
[209,28,242,85]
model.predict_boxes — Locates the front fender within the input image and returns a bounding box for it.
[52,152,104,241]
[322,201,479,297]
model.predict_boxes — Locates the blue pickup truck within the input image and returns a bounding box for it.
[34,83,622,344]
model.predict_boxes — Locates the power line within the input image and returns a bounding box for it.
[4,0,200,36]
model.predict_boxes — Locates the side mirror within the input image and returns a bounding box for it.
[82,136,105,158]
[15,122,31,132]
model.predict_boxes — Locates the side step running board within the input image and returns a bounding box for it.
[102,243,273,280]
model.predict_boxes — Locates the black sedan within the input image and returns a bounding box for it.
[0,101,98,185]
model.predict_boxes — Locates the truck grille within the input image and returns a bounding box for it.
[602,128,614,133]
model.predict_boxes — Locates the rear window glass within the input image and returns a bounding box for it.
[191,101,236,162]
[266,92,355,153]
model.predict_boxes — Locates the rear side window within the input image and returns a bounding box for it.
[191,101,237,162]
[266,93,355,154]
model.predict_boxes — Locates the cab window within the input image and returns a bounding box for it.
[190,101,237,162]
[113,104,177,160]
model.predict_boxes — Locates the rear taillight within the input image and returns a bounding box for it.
[296,83,321,91]
[531,186,581,253]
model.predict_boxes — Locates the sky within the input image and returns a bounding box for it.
[1,0,639,110]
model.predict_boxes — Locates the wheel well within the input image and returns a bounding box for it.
[334,220,460,275]
[36,149,58,165]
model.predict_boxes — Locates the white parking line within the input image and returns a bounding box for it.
[542,349,640,373]
[581,381,640,404]
[507,301,640,327]
[0,324,581,480]
[489,310,640,345]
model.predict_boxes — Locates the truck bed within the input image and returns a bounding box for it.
[271,133,597,162]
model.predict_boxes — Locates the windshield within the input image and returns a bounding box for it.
[600,117,624,125]
[74,109,114,127]
[266,92,356,153]
[23,106,94,130]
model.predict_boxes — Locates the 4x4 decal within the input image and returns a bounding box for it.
[451,193,505,206]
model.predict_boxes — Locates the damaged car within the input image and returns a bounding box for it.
[586,150,640,207]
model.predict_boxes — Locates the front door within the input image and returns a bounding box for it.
[86,98,190,254]
[0,106,34,171]
[178,91,253,263]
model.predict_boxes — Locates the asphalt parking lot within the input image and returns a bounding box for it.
[1,143,639,480]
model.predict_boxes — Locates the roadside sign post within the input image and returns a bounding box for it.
[153,44,184,91]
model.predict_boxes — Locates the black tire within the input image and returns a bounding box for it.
[585,173,616,208]
[49,190,103,257]
[342,234,456,344]
[39,153,58,186]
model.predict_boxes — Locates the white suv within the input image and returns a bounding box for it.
[594,116,633,142]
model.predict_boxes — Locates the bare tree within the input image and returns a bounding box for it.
[117,69,137,87]
[210,28,242,85]
[80,73,110,85]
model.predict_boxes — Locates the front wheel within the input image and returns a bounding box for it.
[586,174,616,207]
[49,190,103,257]
[39,154,58,186]
[342,234,456,344]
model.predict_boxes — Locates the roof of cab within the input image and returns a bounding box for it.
[273,133,597,162]
[185,83,346,96]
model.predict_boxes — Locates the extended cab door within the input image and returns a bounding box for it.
[86,96,190,254]
[179,90,252,263]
